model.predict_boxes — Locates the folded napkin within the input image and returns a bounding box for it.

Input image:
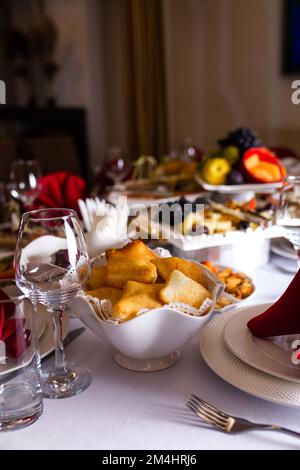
[248,270,300,338]
[79,198,130,257]
[37,171,86,212]
[0,290,31,362]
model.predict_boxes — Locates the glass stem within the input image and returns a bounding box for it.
[52,308,67,373]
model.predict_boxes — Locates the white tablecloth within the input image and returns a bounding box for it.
[2,259,300,450]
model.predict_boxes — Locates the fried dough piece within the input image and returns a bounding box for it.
[239,282,254,298]
[85,266,106,290]
[85,286,122,305]
[105,257,157,288]
[106,240,157,260]
[152,257,208,288]
[112,281,163,321]
[215,294,234,309]
[226,275,242,290]
[159,270,210,309]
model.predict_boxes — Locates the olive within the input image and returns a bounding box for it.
[238,220,250,230]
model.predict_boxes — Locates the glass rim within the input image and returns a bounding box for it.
[285,175,300,183]
[12,158,40,166]
[21,207,77,222]
[0,280,27,303]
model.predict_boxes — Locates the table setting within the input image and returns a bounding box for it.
[0,138,300,451]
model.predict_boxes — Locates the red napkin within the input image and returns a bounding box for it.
[0,290,31,360]
[248,270,300,338]
[37,172,86,212]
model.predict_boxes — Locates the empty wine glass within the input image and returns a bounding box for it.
[104,148,130,185]
[9,159,42,209]
[276,176,300,270]
[15,208,91,399]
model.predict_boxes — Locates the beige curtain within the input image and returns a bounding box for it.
[124,0,168,160]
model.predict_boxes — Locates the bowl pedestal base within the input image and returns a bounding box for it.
[112,350,180,372]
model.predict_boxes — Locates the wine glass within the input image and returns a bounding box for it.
[9,159,42,209]
[104,148,130,186]
[276,176,300,270]
[15,208,91,399]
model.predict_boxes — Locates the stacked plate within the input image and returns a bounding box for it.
[0,305,68,378]
[200,303,300,408]
[271,238,298,274]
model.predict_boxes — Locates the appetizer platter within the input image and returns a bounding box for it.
[201,261,255,312]
[70,240,224,371]
[84,240,217,322]
[108,157,203,206]
[135,195,282,252]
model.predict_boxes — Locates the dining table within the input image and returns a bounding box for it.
[2,255,300,451]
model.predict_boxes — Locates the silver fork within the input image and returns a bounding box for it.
[184,393,300,438]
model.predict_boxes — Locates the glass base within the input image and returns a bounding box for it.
[41,362,92,399]
[113,350,180,372]
[0,383,43,431]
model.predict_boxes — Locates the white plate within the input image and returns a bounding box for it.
[270,253,298,274]
[196,174,283,194]
[271,238,297,260]
[0,310,68,377]
[224,305,300,384]
[200,309,300,408]
[168,225,282,251]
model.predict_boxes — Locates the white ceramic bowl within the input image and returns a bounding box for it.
[70,263,224,371]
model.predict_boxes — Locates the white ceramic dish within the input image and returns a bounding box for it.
[195,174,283,194]
[211,264,255,314]
[270,253,298,274]
[70,262,224,372]
[107,190,207,208]
[200,308,300,409]
[224,305,300,384]
[168,225,282,252]
[271,238,297,260]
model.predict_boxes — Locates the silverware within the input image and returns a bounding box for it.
[208,200,271,225]
[1,327,86,384]
[185,393,300,438]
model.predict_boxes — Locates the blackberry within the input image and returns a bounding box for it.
[238,220,250,230]
[218,128,264,156]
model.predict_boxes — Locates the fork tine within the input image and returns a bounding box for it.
[188,395,229,424]
[184,399,226,429]
[185,400,223,429]
[186,396,227,428]
[190,400,228,426]
[185,401,215,426]
[190,393,230,419]
[185,400,211,424]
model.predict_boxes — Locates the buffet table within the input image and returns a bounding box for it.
[2,260,299,451]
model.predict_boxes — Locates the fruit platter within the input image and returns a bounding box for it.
[196,128,286,193]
